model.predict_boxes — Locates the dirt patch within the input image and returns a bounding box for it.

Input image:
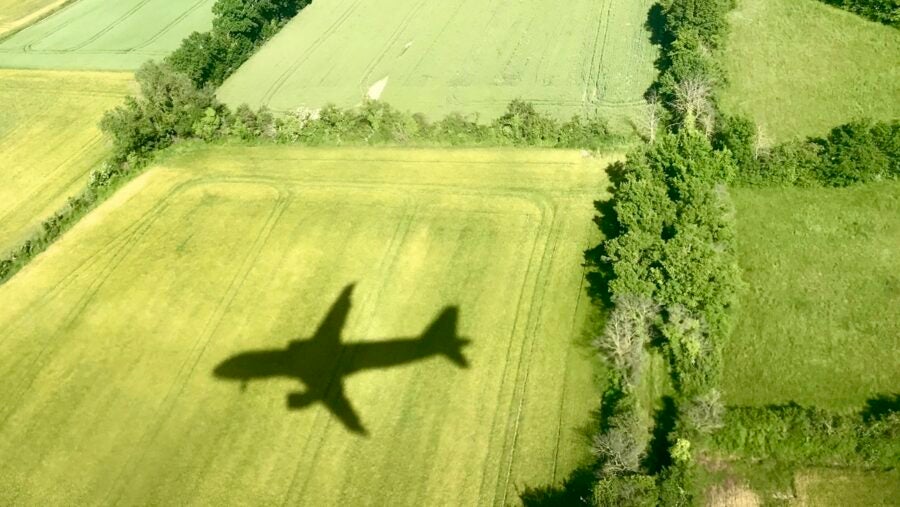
[706,479,761,507]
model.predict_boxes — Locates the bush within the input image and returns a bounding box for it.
[712,404,900,468]
[663,0,736,48]
[492,99,559,145]
[732,119,900,187]
[593,474,658,507]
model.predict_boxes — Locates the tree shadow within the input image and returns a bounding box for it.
[584,161,626,308]
[213,284,471,436]
[863,393,900,422]
[643,395,677,474]
[519,464,597,506]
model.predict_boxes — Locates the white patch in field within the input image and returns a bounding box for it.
[367,76,389,101]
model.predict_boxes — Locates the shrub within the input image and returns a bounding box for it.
[492,99,559,145]
[593,474,658,507]
[819,0,900,27]
[712,404,900,468]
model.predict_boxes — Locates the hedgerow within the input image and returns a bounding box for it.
[819,0,900,27]
[711,403,900,468]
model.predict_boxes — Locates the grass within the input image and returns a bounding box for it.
[0,0,214,70]
[794,469,900,506]
[0,145,614,505]
[725,183,900,409]
[720,0,900,142]
[0,68,133,255]
[217,0,658,131]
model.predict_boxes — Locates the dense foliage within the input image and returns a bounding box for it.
[820,0,900,27]
[717,117,900,187]
[712,403,900,468]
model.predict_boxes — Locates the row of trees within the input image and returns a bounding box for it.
[586,1,742,504]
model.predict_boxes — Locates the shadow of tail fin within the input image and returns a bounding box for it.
[422,307,470,368]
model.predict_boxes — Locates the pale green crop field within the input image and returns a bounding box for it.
[721,0,900,142]
[0,68,133,255]
[0,0,214,70]
[726,183,900,409]
[218,0,658,128]
[0,146,613,505]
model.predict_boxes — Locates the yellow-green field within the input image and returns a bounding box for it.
[218,0,658,129]
[0,69,132,255]
[0,146,612,505]
[0,0,68,37]
[721,0,900,141]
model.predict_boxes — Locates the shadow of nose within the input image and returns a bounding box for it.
[213,358,241,379]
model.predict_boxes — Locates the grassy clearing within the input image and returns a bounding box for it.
[0,68,132,255]
[794,469,900,506]
[725,183,900,409]
[0,0,214,70]
[0,145,613,505]
[720,0,900,142]
[218,0,658,130]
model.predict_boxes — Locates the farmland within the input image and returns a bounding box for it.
[720,0,900,142]
[217,0,658,129]
[0,0,215,70]
[0,0,67,37]
[0,68,132,255]
[0,146,611,505]
[725,182,900,409]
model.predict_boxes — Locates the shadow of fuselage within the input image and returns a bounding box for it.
[213,284,470,435]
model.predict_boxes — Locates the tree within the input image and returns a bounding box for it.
[101,61,216,161]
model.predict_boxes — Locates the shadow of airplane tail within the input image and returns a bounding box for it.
[421,307,470,368]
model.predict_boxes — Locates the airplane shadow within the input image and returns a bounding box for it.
[212,284,471,436]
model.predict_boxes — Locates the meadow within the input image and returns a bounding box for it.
[217,0,658,129]
[0,0,214,70]
[0,145,613,505]
[0,68,132,255]
[720,0,900,142]
[725,182,900,409]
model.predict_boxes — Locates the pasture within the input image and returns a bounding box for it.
[720,0,900,142]
[217,0,658,129]
[0,146,612,505]
[0,0,214,70]
[725,183,900,409]
[0,68,132,255]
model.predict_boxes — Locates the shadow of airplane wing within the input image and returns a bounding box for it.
[323,385,367,435]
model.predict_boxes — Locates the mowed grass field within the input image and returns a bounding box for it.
[725,183,900,409]
[0,69,132,255]
[218,0,658,128]
[0,146,612,505]
[721,0,900,142]
[0,0,214,70]
[0,0,69,37]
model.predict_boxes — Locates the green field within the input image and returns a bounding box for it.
[725,183,900,409]
[0,146,612,505]
[0,68,132,255]
[0,0,214,70]
[218,0,657,128]
[720,0,900,142]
